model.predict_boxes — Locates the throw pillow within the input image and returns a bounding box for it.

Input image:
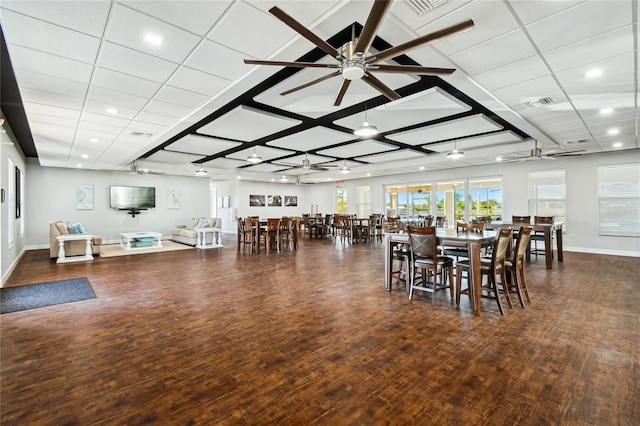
[196,219,210,229]
[75,223,87,234]
[55,221,69,235]
[67,222,79,234]
[186,218,200,230]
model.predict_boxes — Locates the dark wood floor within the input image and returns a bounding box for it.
[1,235,638,425]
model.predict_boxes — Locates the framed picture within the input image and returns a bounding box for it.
[284,195,298,207]
[167,188,180,209]
[15,167,22,217]
[76,184,94,210]
[249,194,265,206]
[268,195,282,207]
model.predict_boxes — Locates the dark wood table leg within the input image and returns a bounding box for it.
[545,228,553,269]
[556,227,563,262]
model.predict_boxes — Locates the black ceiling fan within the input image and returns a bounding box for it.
[244,0,474,106]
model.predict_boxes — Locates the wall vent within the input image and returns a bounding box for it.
[407,0,449,16]
[130,131,154,137]
[520,96,556,109]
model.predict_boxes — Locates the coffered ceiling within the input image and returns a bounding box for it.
[0,0,637,183]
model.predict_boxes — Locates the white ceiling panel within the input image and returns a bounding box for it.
[81,112,132,128]
[106,4,202,63]
[491,75,562,105]
[142,100,193,119]
[185,39,251,81]
[388,114,503,145]
[23,102,81,120]
[267,127,354,151]
[153,86,210,109]
[92,68,163,98]
[84,100,139,120]
[226,145,295,161]
[554,54,634,88]
[317,140,398,158]
[202,157,247,169]
[472,56,550,91]
[356,149,426,164]
[78,120,124,136]
[1,9,100,63]
[166,66,231,97]
[19,88,84,110]
[26,112,78,128]
[508,0,586,25]
[14,70,89,99]
[6,45,94,83]
[87,86,150,110]
[243,162,291,173]
[166,134,241,156]
[199,106,301,141]
[99,42,179,83]
[121,0,232,36]
[335,87,472,131]
[146,150,203,164]
[135,111,180,127]
[127,121,171,136]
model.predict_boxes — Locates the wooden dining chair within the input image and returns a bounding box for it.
[455,227,513,315]
[505,226,533,307]
[279,217,293,251]
[407,226,455,305]
[532,215,555,258]
[265,218,280,252]
[435,216,446,227]
[236,217,245,251]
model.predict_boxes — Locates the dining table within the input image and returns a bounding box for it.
[350,217,371,243]
[384,228,496,313]
[485,221,564,269]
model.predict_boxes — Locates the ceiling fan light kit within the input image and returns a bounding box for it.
[446,148,464,159]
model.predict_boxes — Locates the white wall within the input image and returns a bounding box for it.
[26,160,211,245]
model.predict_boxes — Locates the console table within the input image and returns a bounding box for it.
[120,232,163,250]
[196,227,223,249]
[56,234,94,263]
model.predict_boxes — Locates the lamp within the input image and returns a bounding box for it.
[279,175,289,182]
[339,161,351,174]
[354,107,378,137]
[246,147,263,164]
[446,141,464,159]
[195,166,208,176]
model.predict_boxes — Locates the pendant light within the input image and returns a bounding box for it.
[195,166,208,176]
[246,146,263,164]
[339,161,351,174]
[446,140,464,159]
[354,106,378,137]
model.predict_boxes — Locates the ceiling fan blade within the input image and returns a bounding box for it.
[372,64,456,75]
[269,6,340,59]
[362,73,400,101]
[334,79,352,106]
[547,149,586,157]
[368,19,474,63]
[353,0,393,56]
[244,59,338,69]
[280,71,341,96]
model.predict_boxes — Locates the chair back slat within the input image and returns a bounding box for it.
[407,226,438,259]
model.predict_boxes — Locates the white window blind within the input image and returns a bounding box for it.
[7,158,15,246]
[528,170,565,223]
[19,168,25,237]
[597,163,640,236]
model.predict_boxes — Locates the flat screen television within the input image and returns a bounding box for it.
[110,185,156,210]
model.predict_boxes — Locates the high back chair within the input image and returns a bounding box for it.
[505,226,533,307]
[512,215,531,224]
[532,216,555,257]
[265,218,280,252]
[435,216,446,227]
[455,227,513,315]
[407,226,455,305]
[236,217,245,251]
[279,217,293,251]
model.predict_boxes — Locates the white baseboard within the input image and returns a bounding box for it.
[1,247,26,287]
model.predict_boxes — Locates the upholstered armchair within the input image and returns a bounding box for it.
[171,217,222,246]
[49,221,102,258]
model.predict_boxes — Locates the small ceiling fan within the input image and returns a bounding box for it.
[244,0,474,106]
[127,161,166,175]
[276,153,339,171]
[499,140,585,162]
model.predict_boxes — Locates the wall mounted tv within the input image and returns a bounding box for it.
[110,185,156,210]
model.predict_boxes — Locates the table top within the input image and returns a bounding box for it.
[120,231,162,238]
[486,221,564,231]
[56,234,93,241]
[386,228,496,243]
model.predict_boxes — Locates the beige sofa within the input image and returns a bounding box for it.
[171,217,222,246]
[50,221,102,258]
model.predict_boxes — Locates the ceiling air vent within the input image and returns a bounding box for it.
[130,131,154,137]
[520,96,556,109]
[407,0,449,16]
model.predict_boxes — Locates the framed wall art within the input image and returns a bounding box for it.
[167,188,180,209]
[284,196,298,207]
[76,184,94,210]
[249,194,265,207]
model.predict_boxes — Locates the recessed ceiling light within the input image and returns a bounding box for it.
[106,108,118,115]
[495,156,503,162]
[613,142,623,148]
[90,138,99,143]
[81,154,89,159]
[600,107,613,115]
[76,163,83,168]
[366,172,371,176]
[585,68,602,79]
[419,166,425,170]
[237,176,242,180]
[607,128,620,135]
[144,32,163,46]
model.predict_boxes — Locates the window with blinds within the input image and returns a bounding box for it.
[528,170,565,223]
[7,158,15,247]
[597,163,640,236]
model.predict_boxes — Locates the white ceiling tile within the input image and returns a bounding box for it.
[14,69,88,99]
[208,2,292,58]
[84,100,139,120]
[146,150,203,164]
[154,86,211,109]
[74,128,118,145]
[202,157,247,169]
[78,121,124,136]
[185,39,256,80]
[20,87,84,110]
[525,0,632,53]
[555,53,633,88]
[135,111,180,127]
[450,29,539,75]
[87,86,150,110]
[127,122,171,136]
[167,66,231,96]
[199,106,301,141]
[267,127,354,151]
[166,134,241,156]
[492,75,562,105]
[81,112,132,128]
[5,45,94,83]
[1,9,100,63]
[388,114,503,145]
[23,102,81,120]
[99,42,179,83]
[142,100,193,119]
[226,145,295,161]
[317,140,398,158]
[335,87,471,131]
[356,149,426,164]
[106,4,202,63]
[0,0,111,37]
[509,0,587,25]
[93,68,163,98]
[243,163,291,173]
[26,112,78,128]
[472,56,550,90]
[121,0,232,36]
